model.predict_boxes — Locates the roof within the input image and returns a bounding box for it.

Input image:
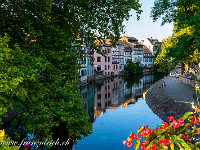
[143,45,151,54]
[147,38,162,47]
[127,37,138,41]
[121,40,131,48]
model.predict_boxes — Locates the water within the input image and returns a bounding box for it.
[74,74,164,150]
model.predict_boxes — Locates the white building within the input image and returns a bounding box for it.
[122,40,132,66]
[112,40,125,72]
[143,38,162,56]
[132,43,144,66]
[143,45,154,68]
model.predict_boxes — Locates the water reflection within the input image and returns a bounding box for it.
[75,74,165,150]
[80,74,158,123]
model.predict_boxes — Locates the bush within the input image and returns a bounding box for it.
[122,104,200,150]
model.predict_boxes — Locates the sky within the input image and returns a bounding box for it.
[122,0,174,42]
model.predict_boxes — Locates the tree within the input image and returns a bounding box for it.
[151,0,200,72]
[154,25,199,73]
[0,0,142,148]
[124,60,144,75]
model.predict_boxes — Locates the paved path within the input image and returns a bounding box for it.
[162,75,200,106]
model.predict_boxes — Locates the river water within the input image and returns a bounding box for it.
[73,74,165,150]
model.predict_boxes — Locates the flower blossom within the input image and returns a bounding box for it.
[168,116,174,121]
[129,132,137,141]
[172,120,181,129]
[192,117,200,125]
[160,139,169,146]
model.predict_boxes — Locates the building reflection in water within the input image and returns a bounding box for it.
[80,74,156,123]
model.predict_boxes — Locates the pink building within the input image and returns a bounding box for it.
[94,40,119,77]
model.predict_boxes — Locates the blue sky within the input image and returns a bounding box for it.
[123,0,174,42]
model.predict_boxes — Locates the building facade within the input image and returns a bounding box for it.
[143,38,162,56]
[143,45,154,68]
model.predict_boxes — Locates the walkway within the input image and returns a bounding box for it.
[145,75,200,121]
[163,75,200,106]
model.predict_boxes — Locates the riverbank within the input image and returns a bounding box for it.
[145,76,194,122]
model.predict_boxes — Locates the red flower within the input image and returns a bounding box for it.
[161,122,169,129]
[184,135,188,140]
[25,88,28,91]
[179,119,184,124]
[141,127,152,137]
[127,137,132,142]
[140,142,148,150]
[160,139,169,146]
[122,140,127,145]
[129,132,137,140]
[168,116,174,121]
[126,141,132,147]
[151,143,157,150]
[172,120,181,129]
[141,146,148,150]
[192,117,200,125]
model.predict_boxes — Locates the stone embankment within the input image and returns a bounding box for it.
[145,78,194,122]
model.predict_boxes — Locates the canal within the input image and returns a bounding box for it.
[74,74,165,150]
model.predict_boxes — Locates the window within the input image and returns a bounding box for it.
[105,65,107,70]
[97,86,101,91]
[108,85,110,89]
[105,57,107,62]
[88,70,89,75]
[113,65,115,70]
[81,70,84,76]
[97,102,101,107]
[108,92,110,98]
[97,94,101,99]
[108,72,110,75]
[108,57,110,62]
[97,65,101,71]
[105,93,107,99]
[105,72,107,75]
[97,57,101,62]
[116,65,118,70]
[108,65,110,69]
[108,48,111,53]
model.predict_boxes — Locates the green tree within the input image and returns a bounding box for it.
[0,0,142,148]
[151,0,200,72]
[124,60,143,75]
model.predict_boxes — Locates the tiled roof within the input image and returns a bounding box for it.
[143,45,151,54]
[121,40,130,48]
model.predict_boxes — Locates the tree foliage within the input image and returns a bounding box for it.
[124,60,144,75]
[152,0,200,71]
[0,0,142,148]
